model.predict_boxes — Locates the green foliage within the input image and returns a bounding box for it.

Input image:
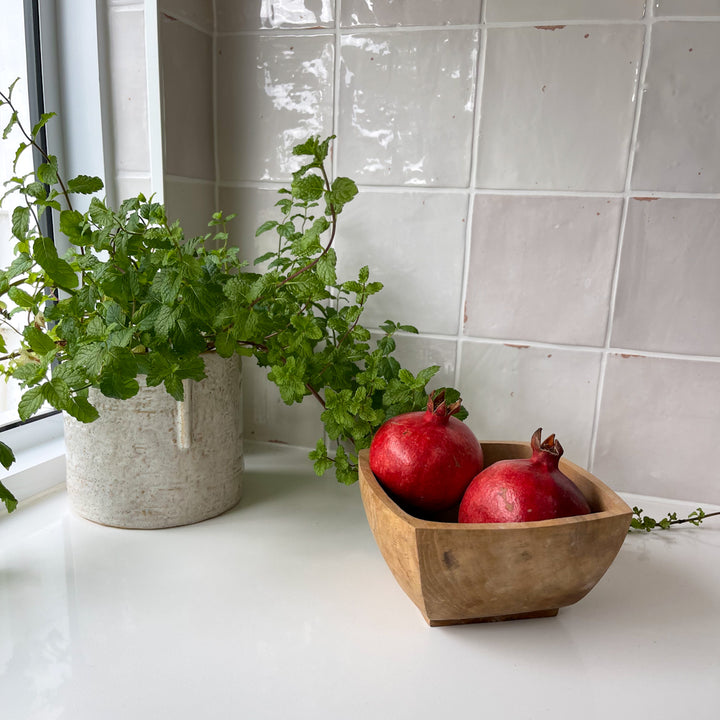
[629,505,718,532]
[0,83,459,512]
[0,84,248,511]
[224,133,456,485]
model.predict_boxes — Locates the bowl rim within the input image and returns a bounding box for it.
[358,444,632,532]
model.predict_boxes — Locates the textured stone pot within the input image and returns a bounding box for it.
[64,353,243,529]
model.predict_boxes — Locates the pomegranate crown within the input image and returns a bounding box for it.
[530,427,564,458]
[427,389,463,420]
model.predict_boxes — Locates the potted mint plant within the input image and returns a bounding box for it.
[0,81,453,525]
[0,81,246,527]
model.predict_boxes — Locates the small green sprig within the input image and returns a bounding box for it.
[237,136,463,485]
[629,506,720,532]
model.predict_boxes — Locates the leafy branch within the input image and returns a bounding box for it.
[629,506,720,532]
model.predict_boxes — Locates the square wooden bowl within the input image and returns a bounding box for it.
[358,442,632,626]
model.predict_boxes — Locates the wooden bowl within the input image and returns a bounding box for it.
[358,443,632,626]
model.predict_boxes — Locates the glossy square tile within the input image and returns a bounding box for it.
[115,174,152,202]
[458,341,601,466]
[381,332,457,390]
[334,191,468,334]
[631,22,720,193]
[216,34,334,182]
[337,30,478,186]
[655,0,720,15]
[465,195,622,346]
[594,354,720,502]
[340,0,481,27]
[107,7,150,173]
[164,179,216,240]
[160,15,214,180]
[215,0,334,31]
[611,198,720,356]
[218,185,285,263]
[242,358,325,446]
[159,0,213,32]
[485,0,645,22]
[476,25,643,191]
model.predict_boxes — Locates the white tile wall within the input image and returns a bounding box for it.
[341,0,481,27]
[655,0,720,15]
[465,195,622,345]
[159,13,214,181]
[631,21,720,193]
[611,198,720,356]
[335,191,467,334]
[476,24,644,191]
[106,5,151,176]
[337,29,478,186]
[141,1,720,502]
[216,33,334,182]
[485,1,646,22]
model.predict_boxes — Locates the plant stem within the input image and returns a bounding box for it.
[0,89,74,213]
[668,510,720,526]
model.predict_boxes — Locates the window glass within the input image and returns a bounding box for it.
[0,0,34,427]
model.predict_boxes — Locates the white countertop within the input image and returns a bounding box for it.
[1,443,719,719]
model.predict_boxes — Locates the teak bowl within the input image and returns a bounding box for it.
[358,443,632,627]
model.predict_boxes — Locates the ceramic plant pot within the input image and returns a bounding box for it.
[359,443,632,626]
[64,353,243,529]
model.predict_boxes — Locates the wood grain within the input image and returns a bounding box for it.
[358,443,632,626]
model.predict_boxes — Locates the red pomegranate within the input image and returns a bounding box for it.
[458,428,591,523]
[369,390,484,513]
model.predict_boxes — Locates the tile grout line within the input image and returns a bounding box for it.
[215,179,720,200]
[331,0,342,180]
[587,4,655,472]
[212,0,220,219]
[211,14,720,40]
[453,4,487,392]
[326,0,343,455]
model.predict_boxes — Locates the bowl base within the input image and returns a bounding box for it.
[426,607,559,627]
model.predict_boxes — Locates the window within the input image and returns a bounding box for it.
[1,0,65,507]
[0,0,36,427]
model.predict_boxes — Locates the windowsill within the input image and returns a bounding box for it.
[0,413,66,504]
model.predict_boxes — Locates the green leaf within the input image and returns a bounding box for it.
[255,220,278,237]
[99,373,139,400]
[6,252,34,279]
[65,395,100,423]
[33,236,78,290]
[67,174,104,194]
[37,157,59,185]
[31,112,56,137]
[164,374,184,401]
[8,286,37,309]
[316,249,337,286]
[308,439,335,477]
[214,331,236,358]
[2,109,18,139]
[23,326,57,355]
[154,304,181,337]
[18,386,45,421]
[268,357,307,405]
[0,441,16,470]
[292,173,325,201]
[327,176,358,211]
[0,477,18,513]
[74,343,108,377]
[11,205,30,239]
[59,209,86,240]
[42,377,73,412]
